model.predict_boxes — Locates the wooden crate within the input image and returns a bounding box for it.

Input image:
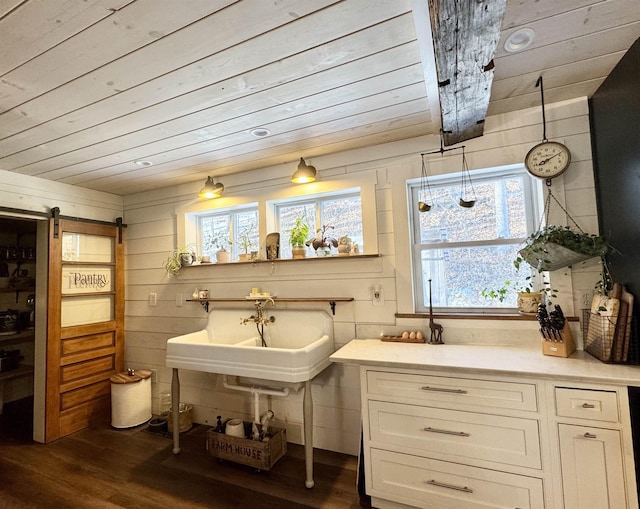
[206,423,287,470]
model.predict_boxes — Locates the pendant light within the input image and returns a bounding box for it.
[198,176,224,199]
[291,157,317,184]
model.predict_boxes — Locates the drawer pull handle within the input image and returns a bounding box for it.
[581,403,596,408]
[426,479,473,493]
[421,386,468,394]
[583,432,598,439]
[423,426,470,437]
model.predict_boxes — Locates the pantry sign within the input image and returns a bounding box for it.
[62,266,113,294]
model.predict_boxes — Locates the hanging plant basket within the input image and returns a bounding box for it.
[519,242,595,272]
[518,226,609,272]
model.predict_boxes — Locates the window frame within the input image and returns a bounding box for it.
[197,205,259,261]
[273,189,363,257]
[408,164,542,314]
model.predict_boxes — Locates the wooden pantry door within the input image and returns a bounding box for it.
[45,218,124,442]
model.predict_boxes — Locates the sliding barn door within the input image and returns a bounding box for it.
[46,219,124,442]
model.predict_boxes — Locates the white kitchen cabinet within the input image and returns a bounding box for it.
[362,368,548,509]
[553,386,634,509]
[558,424,626,509]
[330,340,640,509]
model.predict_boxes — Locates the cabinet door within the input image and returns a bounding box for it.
[558,424,627,509]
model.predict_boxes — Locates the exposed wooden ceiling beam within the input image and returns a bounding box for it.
[429,0,507,145]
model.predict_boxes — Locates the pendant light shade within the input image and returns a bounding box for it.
[291,157,317,183]
[198,176,224,199]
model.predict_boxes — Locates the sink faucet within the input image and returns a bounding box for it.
[241,298,276,329]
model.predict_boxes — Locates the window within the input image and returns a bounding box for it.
[275,190,363,258]
[198,206,259,261]
[409,166,540,312]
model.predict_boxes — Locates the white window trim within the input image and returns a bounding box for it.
[391,162,578,315]
[407,165,539,313]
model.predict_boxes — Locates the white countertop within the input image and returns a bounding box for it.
[330,339,640,386]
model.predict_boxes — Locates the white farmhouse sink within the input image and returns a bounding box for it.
[165,308,334,383]
[166,306,334,488]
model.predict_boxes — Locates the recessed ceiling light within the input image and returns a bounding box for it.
[250,128,271,138]
[134,160,153,167]
[504,28,535,53]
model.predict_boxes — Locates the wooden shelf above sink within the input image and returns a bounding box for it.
[187,297,354,314]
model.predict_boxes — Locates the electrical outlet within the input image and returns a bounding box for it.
[176,293,183,307]
[149,292,157,306]
[150,369,157,383]
[582,293,592,308]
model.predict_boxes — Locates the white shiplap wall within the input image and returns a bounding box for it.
[122,97,599,456]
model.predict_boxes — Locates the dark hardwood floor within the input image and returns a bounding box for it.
[0,398,366,509]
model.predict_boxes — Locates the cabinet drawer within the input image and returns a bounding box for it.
[368,400,541,469]
[555,387,619,422]
[370,448,544,509]
[366,370,538,412]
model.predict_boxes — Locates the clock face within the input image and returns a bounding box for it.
[524,141,571,179]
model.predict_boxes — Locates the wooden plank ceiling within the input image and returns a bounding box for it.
[0,0,638,196]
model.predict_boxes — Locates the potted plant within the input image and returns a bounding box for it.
[481,264,557,315]
[204,233,232,263]
[163,245,196,278]
[287,216,310,259]
[306,225,339,257]
[518,225,610,272]
[237,226,257,262]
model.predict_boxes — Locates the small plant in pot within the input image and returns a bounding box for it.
[287,216,310,259]
[163,245,196,278]
[204,233,233,263]
[481,264,557,315]
[237,226,257,262]
[306,225,339,257]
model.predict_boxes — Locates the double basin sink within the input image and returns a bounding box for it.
[166,308,334,383]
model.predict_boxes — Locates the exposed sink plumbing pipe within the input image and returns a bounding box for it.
[222,375,289,424]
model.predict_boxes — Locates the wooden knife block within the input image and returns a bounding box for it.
[541,323,576,358]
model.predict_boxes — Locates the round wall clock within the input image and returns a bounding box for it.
[524,140,571,179]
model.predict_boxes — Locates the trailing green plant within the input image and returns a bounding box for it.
[481,256,557,305]
[287,216,310,247]
[163,245,196,278]
[518,225,610,272]
[522,225,609,256]
[481,276,557,303]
